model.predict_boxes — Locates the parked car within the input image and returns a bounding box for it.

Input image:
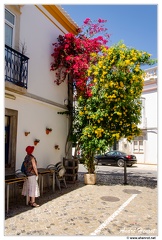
[94,150,137,167]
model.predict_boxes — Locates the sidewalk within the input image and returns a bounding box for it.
[4,167,157,236]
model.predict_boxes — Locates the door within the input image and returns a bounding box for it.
[5,116,10,167]
[104,151,118,165]
[5,108,18,174]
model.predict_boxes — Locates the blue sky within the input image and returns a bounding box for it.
[62,4,157,68]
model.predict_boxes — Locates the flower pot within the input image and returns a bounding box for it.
[84,173,96,185]
[54,145,60,150]
[46,129,52,134]
[24,131,30,136]
[34,140,40,146]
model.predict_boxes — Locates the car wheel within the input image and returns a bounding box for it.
[117,159,124,167]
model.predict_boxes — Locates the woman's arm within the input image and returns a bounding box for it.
[31,157,38,176]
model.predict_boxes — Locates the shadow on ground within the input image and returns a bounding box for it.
[5,181,85,219]
[78,168,157,189]
[5,168,157,219]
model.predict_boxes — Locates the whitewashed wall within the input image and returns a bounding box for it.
[142,91,157,164]
[144,92,157,127]
[144,132,157,164]
[19,5,68,104]
[5,92,69,169]
[5,5,72,170]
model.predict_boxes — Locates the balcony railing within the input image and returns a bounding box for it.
[5,44,29,89]
[144,66,158,81]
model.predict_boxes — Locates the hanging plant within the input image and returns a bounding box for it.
[46,127,52,134]
[54,144,60,150]
[24,131,30,136]
[34,139,40,146]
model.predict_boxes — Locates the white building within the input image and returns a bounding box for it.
[5,5,78,175]
[119,66,158,164]
[5,5,157,176]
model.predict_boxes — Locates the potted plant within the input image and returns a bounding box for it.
[46,127,52,134]
[75,42,156,185]
[51,18,156,185]
[34,139,40,146]
[24,131,30,136]
[51,18,110,185]
[54,144,60,150]
[82,152,97,185]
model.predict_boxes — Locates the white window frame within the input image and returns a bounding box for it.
[133,136,144,153]
[5,8,16,48]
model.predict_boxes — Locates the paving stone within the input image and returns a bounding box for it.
[5,166,157,236]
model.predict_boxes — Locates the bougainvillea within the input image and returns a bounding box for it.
[74,42,156,173]
[50,18,110,96]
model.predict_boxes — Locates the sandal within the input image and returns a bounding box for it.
[28,201,32,206]
[31,202,40,207]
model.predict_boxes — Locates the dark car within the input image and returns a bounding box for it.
[94,150,137,167]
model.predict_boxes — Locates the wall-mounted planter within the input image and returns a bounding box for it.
[34,139,40,146]
[54,144,60,150]
[46,128,52,135]
[24,131,30,136]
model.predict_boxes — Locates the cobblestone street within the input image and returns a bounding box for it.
[4,164,158,237]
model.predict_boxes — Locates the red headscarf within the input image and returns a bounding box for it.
[26,146,34,155]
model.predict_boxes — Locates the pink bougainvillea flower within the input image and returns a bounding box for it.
[84,18,91,24]
[51,18,110,97]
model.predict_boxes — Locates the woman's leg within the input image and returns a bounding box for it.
[31,197,35,203]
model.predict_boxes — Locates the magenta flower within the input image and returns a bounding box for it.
[84,18,91,24]
[51,18,110,97]
[98,18,107,23]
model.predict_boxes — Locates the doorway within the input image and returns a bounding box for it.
[5,115,10,167]
[5,108,18,175]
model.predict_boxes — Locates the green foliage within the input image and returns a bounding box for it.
[73,42,157,173]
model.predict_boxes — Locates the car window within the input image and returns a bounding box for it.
[106,151,115,156]
[118,151,126,156]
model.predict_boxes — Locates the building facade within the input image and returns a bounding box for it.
[118,66,158,164]
[5,5,78,175]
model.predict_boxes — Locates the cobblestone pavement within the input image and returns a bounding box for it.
[4,164,158,237]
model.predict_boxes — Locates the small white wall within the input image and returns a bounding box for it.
[144,132,157,164]
[5,93,69,170]
[144,92,157,127]
[143,91,157,164]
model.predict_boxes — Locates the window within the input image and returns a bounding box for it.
[5,9,15,47]
[133,136,144,153]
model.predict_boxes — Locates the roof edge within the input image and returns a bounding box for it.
[42,5,79,35]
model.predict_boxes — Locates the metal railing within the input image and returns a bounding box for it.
[144,66,158,80]
[5,44,29,89]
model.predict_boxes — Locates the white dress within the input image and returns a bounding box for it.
[22,175,40,197]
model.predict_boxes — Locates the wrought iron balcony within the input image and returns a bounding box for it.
[5,44,29,89]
